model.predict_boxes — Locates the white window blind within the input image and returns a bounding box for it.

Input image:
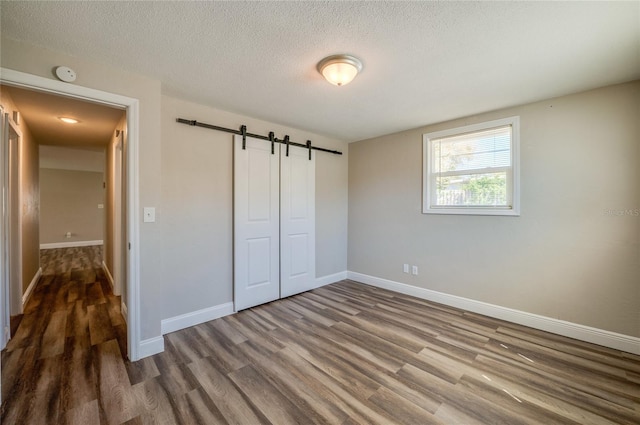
[423,116,520,216]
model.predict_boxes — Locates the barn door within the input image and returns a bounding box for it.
[234,135,280,311]
[234,135,316,311]
[280,144,315,297]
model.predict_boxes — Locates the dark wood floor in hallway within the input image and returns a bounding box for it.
[1,246,127,424]
[2,249,639,424]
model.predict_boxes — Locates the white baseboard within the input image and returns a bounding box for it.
[102,261,114,291]
[314,270,348,289]
[40,240,103,249]
[347,271,640,355]
[138,336,164,358]
[161,302,235,335]
[22,267,42,308]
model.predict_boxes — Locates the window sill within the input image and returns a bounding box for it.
[422,207,520,216]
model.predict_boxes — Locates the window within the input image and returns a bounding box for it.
[423,116,520,216]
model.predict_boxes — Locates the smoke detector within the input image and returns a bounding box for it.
[55,66,77,83]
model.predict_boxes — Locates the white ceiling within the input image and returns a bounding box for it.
[2,85,125,149]
[1,1,638,142]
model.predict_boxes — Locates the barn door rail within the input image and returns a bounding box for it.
[176,118,342,157]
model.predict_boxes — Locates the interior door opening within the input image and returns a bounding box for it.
[0,69,140,362]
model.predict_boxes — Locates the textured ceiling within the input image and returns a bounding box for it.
[1,1,639,142]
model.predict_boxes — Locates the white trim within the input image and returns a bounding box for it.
[347,271,640,355]
[0,105,8,352]
[126,99,141,360]
[102,261,114,291]
[7,115,23,315]
[423,116,520,216]
[1,67,142,361]
[0,68,133,108]
[40,240,103,249]
[314,271,348,288]
[138,336,164,358]
[161,302,234,335]
[22,267,42,307]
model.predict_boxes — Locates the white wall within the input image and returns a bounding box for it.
[348,81,640,339]
[160,95,348,320]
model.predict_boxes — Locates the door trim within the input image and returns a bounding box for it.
[5,115,22,318]
[0,67,143,360]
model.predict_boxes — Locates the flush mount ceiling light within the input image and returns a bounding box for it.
[58,117,79,124]
[317,54,363,86]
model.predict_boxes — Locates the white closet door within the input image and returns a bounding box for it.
[280,145,316,298]
[234,135,280,311]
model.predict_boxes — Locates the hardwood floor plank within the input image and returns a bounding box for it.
[474,354,640,424]
[94,339,137,425]
[457,374,583,425]
[180,387,229,425]
[222,313,284,354]
[238,339,350,424]
[301,291,361,315]
[88,303,117,346]
[205,317,248,345]
[188,356,267,424]
[107,295,126,327]
[85,281,106,306]
[60,334,97,412]
[368,386,446,425]
[23,355,64,425]
[131,377,181,425]
[40,310,67,359]
[126,357,161,386]
[3,267,640,425]
[63,399,100,425]
[228,364,311,425]
[460,368,620,425]
[65,299,90,338]
[275,346,400,425]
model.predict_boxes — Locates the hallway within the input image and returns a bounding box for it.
[1,246,127,424]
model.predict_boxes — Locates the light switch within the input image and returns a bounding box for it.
[143,207,156,223]
[98,204,104,209]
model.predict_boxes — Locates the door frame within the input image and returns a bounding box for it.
[5,114,23,319]
[112,130,123,297]
[0,67,143,360]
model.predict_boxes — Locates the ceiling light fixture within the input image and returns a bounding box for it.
[317,54,363,86]
[59,117,79,124]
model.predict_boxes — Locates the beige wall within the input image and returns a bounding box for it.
[39,168,104,244]
[0,87,40,297]
[2,37,163,339]
[160,96,349,319]
[1,38,349,343]
[349,81,640,338]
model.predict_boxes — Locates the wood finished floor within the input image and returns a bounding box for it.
[2,250,639,424]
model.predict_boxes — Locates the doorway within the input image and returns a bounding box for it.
[0,68,141,361]
[0,111,24,348]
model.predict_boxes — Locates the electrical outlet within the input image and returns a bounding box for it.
[403,264,409,273]
[412,265,418,275]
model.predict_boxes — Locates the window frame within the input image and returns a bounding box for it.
[422,116,520,216]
